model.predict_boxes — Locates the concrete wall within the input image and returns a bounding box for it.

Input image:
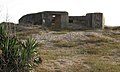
[86,13,103,30]
[41,11,68,30]
[67,16,88,30]
[19,12,42,25]
[67,13,103,30]
[19,11,104,30]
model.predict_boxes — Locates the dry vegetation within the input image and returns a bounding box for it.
[9,24,120,72]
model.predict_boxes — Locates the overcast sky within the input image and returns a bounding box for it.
[0,0,120,26]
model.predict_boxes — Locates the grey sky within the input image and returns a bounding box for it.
[0,0,120,26]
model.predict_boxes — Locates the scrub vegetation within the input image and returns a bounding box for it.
[1,23,120,72]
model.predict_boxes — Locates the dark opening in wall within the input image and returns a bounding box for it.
[52,15,56,24]
[69,20,73,23]
[51,14,61,29]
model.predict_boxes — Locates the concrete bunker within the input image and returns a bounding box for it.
[19,11,104,30]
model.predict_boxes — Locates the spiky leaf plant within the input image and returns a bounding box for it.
[0,24,39,72]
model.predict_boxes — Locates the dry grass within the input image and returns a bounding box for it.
[54,41,79,47]
[16,25,120,72]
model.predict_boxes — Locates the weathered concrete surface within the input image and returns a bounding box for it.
[68,13,103,30]
[41,11,68,30]
[68,16,87,30]
[19,12,42,25]
[19,11,104,30]
[86,13,104,30]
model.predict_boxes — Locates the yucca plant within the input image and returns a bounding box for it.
[0,24,39,72]
[19,38,38,69]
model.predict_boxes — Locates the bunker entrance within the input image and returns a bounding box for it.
[51,14,61,29]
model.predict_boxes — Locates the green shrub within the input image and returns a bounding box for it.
[0,25,39,72]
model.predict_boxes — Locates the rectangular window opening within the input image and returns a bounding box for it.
[69,20,73,23]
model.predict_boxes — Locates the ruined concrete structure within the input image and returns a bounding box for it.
[19,11,104,30]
